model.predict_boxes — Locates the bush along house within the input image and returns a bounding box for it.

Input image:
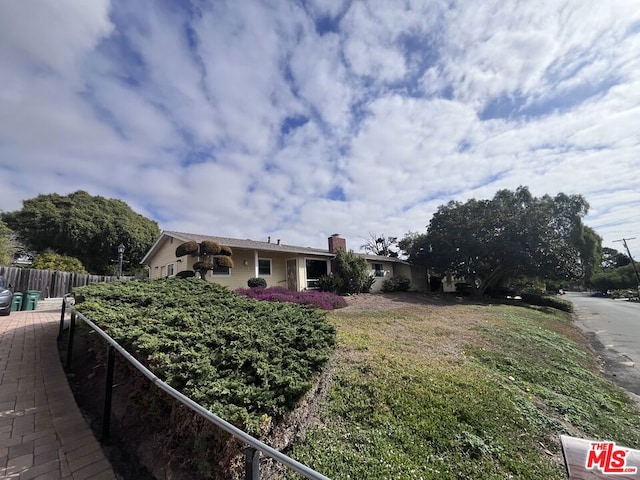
[141,231,415,292]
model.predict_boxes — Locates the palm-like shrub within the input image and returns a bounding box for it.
[176,241,199,257]
[216,256,234,269]
[175,240,235,279]
[193,261,213,272]
[200,240,221,255]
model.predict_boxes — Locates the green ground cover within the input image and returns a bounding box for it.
[73,278,336,433]
[287,302,640,479]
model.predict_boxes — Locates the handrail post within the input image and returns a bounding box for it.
[102,345,116,442]
[245,447,260,480]
[66,311,76,368]
[58,298,66,340]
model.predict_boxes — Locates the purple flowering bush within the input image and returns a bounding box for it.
[235,286,347,310]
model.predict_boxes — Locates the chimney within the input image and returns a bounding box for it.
[267,236,271,243]
[277,239,281,245]
[328,233,346,253]
[328,234,346,273]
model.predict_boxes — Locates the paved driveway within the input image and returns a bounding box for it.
[0,311,116,479]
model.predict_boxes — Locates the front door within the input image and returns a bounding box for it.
[286,259,298,291]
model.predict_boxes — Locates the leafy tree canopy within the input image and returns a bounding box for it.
[601,247,631,270]
[0,220,17,265]
[1,191,160,274]
[402,186,601,296]
[590,263,639,291]
[31,251,88,273]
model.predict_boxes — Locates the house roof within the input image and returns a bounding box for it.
[141,230,334,264]
[141,230,410,265]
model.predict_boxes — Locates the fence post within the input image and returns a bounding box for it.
[245,447,260,480]
[66,311,76,368]
[58,299,67,340]
[102,345,116,442]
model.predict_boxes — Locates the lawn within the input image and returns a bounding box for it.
[286,299,640,479]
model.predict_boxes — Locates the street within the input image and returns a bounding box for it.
[567,292,640,397]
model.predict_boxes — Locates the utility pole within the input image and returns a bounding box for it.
[613,237,640,296]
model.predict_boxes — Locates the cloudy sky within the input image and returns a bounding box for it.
[1,0,640,257]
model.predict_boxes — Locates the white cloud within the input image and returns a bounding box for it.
[0,0,113,81]
[1,0,640,259]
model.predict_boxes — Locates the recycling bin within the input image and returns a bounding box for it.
[11,292,23,312]
[22,290,41,311]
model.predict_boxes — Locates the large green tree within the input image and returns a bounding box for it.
[0,220,17,265]
[1,191,160,274]
[403,186,601,296]
[590,263,639,291]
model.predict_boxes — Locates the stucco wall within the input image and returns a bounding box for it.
[146,237,335,291]
[148,236,180,279]
[366,259,413,293]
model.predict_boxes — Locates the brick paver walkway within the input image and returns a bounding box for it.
[0,311,117,480]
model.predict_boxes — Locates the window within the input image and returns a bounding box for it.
[372,263,384,277]
[258,258,272,276]
[212,257,231,275]
[166,263,175,277]
[305,259,328,289]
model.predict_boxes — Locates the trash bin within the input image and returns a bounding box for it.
[22,290,41,311]
[11,292,23,312]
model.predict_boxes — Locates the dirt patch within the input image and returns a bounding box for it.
[340,291,458,311]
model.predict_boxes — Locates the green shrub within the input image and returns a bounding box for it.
[381,275,411,292]
[521,292,573,312]
[361,274,376,293]
[73,278,336,478]
[247,277,267,288]
[31,251,87,273]
[73,279,336,431]
[219,245,233,256]
[317,273,343,293]
[176,241,199,257]
[336,249,370,294]
[611,289,638,299]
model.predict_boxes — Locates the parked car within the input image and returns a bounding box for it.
[0,276,13,315]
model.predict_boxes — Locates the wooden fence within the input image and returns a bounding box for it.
[0,266,125,299]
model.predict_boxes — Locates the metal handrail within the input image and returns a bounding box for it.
[60,297,331,480]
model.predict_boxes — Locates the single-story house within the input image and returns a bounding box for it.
[141,231,415,293]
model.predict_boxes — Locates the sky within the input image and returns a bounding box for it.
[1,0,640,258]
